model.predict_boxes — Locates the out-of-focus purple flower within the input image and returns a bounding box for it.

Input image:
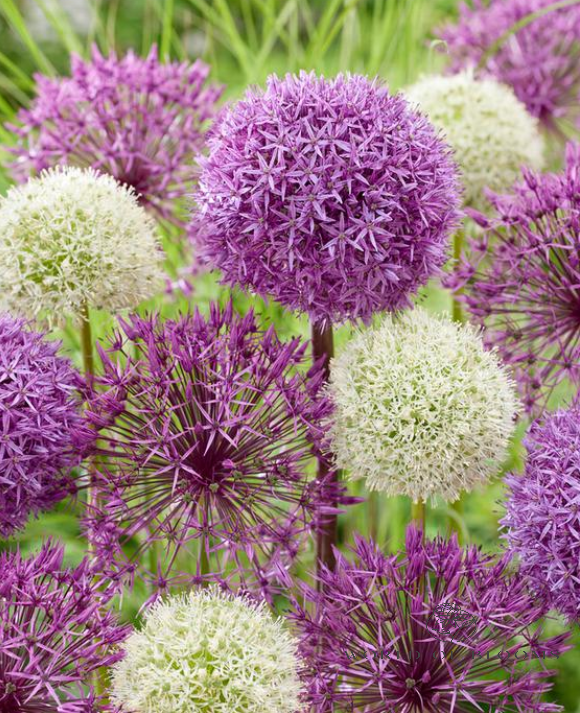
[503,406,580,622]
[438,0,580,133]
[83,302,350,599]
[291,527,569,713]
[195,71,461,326]
[0,542,129,711]
[0,314,84,536]
[448,143,580,414]
[7,46,222,241]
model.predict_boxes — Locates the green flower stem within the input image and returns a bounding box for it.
[452,228,465,324]
[312,320,337,577]
[451,228,465,543]
[80,304,106,700]
[411,500,426,534]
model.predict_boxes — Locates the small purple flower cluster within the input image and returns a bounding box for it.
[0,314,85,536]
[449,143,580,414]
[503,406,580,623]
[0,542,128,712]
[8,45,222,241]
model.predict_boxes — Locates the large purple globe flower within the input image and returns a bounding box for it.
[438,0,580,133]
[0,314,84,536]
[7,46,222,240]
[291,528,569,713]
[195,71,461,325]
[84,303,347,597]
[449,143,580,414]
[0,542,128,712]
[503,406,580,623]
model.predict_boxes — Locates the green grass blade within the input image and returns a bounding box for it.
[0,0,55,74]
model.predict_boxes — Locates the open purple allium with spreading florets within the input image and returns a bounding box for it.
[502,407,580,623]
[438,0,580,132]
[195,71,461,325]
[84,302,348,598]
[0,314,84,537]
[7,46,222,239]
[291,527,569,712]
[0,542,129,712]
[449,143,580,414]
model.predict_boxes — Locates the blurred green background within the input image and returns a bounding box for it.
[0,0,578,709]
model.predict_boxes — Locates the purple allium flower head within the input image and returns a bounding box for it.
[0,542,129,712]
[84,302,349,598]
[7,46,223,240]
[195,71,461,325]
[449,143,580,414]
[0,314,85,536]
[438,0,580,132]
[502,406,580,622]
[291,527,569,713]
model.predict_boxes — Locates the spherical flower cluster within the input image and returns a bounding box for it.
[438,0,580,132]
[7,46,223,239]
[0,314,84,536]
[195,71,461,325]
[84,303,346,596]
[450,143,580,414]
[0,166,164,323]
[292,528,570,712]
[328,308,518,503]
[502,407,580,622]
[0,542,129,711]
[111,588,304,713]
[406,71,544,210]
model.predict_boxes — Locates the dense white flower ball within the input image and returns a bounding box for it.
[406,71,544,210]
[111,588,304,713]
[0,167,164,322]
[328,309,518,503]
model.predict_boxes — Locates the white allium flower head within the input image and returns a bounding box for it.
[328,308,518,503]
[405,70,544,210]
[111,587,305,713]
[0,166,164,322]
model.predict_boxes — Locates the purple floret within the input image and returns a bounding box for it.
[0,314,85,536]
[449,143,580,414]
[0,542,129,711]
[503,406,580,623]
[291,527,569,712]
[7,46,222,240]
[83,302,350,599]
[438,0,580,132]
[195,71,461,325]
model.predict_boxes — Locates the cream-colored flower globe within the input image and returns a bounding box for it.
[111,588,304,713]
[0,166,164,322]
[328,308,518,503]
[405,71,544,210]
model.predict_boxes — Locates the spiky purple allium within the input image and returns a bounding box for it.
[195,72,461,325]
[502,407,580,622]
[7,46,222,239]
[0,314,85,537]
[0,542,129,712]
[291,528,569,713]
[449,143,580,414]
[83,302,348,597]
[438,0,580,132]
